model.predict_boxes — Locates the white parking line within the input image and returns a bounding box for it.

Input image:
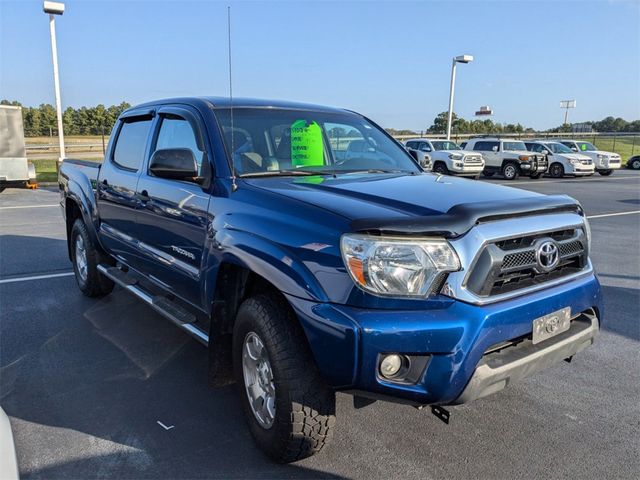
[0,272,74,285]
[587,210,640,219]
[0,204,59,210]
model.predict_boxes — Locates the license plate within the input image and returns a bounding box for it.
[532,307,572,344]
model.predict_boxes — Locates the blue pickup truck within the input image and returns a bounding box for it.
[59,97,602,462]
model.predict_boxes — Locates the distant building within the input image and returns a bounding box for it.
[572,123,593,133]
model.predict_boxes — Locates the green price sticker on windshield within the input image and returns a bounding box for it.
[291,120,324,167]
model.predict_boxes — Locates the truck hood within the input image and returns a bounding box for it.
[244,173,581,237]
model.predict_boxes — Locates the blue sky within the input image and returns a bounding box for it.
[1,0,638,130]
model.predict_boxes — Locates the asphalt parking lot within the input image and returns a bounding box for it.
[1,170,639,479]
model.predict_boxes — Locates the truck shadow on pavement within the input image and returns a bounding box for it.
[0,236,344,479]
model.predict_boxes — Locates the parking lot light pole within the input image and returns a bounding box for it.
[446,54,473,140]
[43,1,66,170]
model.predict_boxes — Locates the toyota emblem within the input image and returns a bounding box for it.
[536,240,560,272]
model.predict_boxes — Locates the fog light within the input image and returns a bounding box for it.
[380,354,403,378]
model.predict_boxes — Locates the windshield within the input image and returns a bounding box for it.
[577,141,597,151]
[502,141,527,151]
[546,142,573,154]
[214,108,419,177]
[432,141,461,151]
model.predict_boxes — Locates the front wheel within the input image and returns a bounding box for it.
[598,169,613,176]
[549,163,565,178]
[433,162,449,175]
[630,158,640,170]
[71,219,114,297]
[233,294,336,463]
[502,163,519,180]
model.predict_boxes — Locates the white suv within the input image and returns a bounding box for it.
[404,139,484,177]
[463,137,548,180]
[524,141,594,178]
[559,140,621,176]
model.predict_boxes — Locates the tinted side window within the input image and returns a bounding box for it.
[473,141,499,151]
[154,115,206,174]
[112,118,153,171]
[406,141,417,149]
[528,143,545,153]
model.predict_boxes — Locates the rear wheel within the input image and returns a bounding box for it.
[433,162,449,175]
[71,219,114,297]
[549,163,565,178]
[233,294,336,463]
[502,162,519,180]
[630,158,640,170]
[598,169,613,176]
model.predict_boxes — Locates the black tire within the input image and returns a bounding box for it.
[482,170,495,177]
[501,162,520,180]
[70,218,114,297]
[233,294,336,463]
[433,162,449,175]
[630,158,640,170]
[0,187,5,193]
[549,163,565,178]
[598,169,613,176]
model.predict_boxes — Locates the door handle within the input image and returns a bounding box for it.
[136,190,150,202]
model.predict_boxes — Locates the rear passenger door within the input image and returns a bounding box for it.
[134,106,212,307]
[97,111,153,266]
[473,141,500,167]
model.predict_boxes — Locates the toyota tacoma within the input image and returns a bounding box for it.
[59,97,602,462]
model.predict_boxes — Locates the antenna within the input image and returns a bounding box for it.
[227,5,237,191]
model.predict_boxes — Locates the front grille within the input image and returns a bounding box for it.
[464,155,483,164]
[464,228,588,297]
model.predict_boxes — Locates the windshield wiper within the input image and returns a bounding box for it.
[345,169,413,174]
[239,170,332,178]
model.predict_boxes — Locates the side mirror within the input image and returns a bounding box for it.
[149,148,199,180]
[492,146,498,152]
[542,150,550,155]
[571,147,578,152]
[421,147,432,152]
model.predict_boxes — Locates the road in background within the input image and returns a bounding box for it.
[1,171,638,479]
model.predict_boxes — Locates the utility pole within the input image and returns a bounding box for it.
[43,1,66,172]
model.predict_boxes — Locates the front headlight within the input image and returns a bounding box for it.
[569,158,581,165]
[448,153,463,160]
[583,216,592,254]
[340,234,460,297]
[597,154,606,160]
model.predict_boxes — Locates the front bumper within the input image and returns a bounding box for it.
[288,272,602,406]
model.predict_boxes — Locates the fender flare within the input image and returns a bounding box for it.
[206,229,330,306]
[63,176,101,256]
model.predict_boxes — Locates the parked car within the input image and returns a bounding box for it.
[404,139,484,177]
[558,140,621,176]
[463,137,548,180]
[402,142,432,171]
[524,141,595,178]
[0,408,18,480]
[626,155,640,170]
[59,97,602,462]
